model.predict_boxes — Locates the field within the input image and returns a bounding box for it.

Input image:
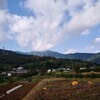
[23,78,100,100]
[0,82,38,100]
[0,78,100,100]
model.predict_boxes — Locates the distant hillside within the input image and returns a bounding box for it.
[0,49,100,73]
[23,50,65,58]
[17,50,99,61]
[87,53,100,64]
[16,50,100,64]
[65,53,95,61]
[0,49,94,72]
[16,50,95,60]
[0,49,100,64]
[0,49,17,55]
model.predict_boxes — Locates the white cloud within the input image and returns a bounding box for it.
[81,29,91,35]
[9,0,67,51]
[85,37,100,52]
[63,48,77,54]
[0,0,100,51]
[95,37,100,43]
[85,46,95,51]
[8,14,63,51]
[0,10,10,42]
[63,0,100,36]
[21,0,100,51]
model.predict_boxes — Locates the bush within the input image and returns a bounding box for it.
[85,74,100,78]
[0,76,5,83]
[0,76,7,83]
[65,74,73,78]
[8,77,17,83]
[26,77,32,82]
[74,74,84,78]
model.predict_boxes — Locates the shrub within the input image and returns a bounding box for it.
[0,76,7,83]
[74,74,84,78]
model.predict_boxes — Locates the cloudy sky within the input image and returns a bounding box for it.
[0,0,100,53]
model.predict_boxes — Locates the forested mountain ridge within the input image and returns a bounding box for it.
[16,50,100,64]
[0,49,97,72]
[0,49,100,67]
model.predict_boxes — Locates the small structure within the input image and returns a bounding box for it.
[47,69,51,73]
[6,85,22,94]
[12,67,28,74]
[80,67,86,70]
[1,72,7,76]
[7,73,12,77]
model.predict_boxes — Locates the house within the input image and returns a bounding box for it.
[47,69,51,73]
[7,73,12,77]
[80,67,86,70]
[47,68,71,73]
[1,72,7,76]
[17,67,23,70]
[11,67,28,74]
[47,69,56,73]
[66,68,70,71]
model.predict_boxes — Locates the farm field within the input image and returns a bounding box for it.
[0,82,38,100]
[0,78,100,100]
[23,78,100,100]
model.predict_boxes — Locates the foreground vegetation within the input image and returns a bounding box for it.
[0,49,100,84]
[0,72,100,84]
[0,49,100,72]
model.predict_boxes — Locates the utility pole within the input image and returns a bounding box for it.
[3,46,5,55]
[42,52,44,57]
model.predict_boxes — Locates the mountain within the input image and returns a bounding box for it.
[20,51,100,64]
[0,49,18,55]
[87,53,100,64]
[0,49,100,64]
[65,53,95,61]
[21,50,66,58]
[17,50,97,59]
[16,50,100,64]
[1,49,95,73]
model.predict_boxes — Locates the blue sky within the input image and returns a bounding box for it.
[0,0,100,53]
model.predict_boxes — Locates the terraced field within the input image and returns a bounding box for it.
[23,78,100,100]
[0,78,100,100]
[0,82,38,100]
[39,80,100,100]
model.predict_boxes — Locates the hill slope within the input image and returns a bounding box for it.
[16,50,100,64]
[87,53,100,64]
[0,49,100,64]
[0,49,94,71]
[24,50,65,58]
[65,53,95,61]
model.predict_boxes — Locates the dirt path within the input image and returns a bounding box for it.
[23,78,65,100]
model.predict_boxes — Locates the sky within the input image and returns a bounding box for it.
[0,0,100,54]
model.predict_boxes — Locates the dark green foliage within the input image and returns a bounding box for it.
[74,74,84,78]
[0,49,99,76]
[52,73,100,78]
[66,53,94,61]
[0,76,6,83]
[0,54,92,71]
[85,74,100,78]
[0,76,9,83]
